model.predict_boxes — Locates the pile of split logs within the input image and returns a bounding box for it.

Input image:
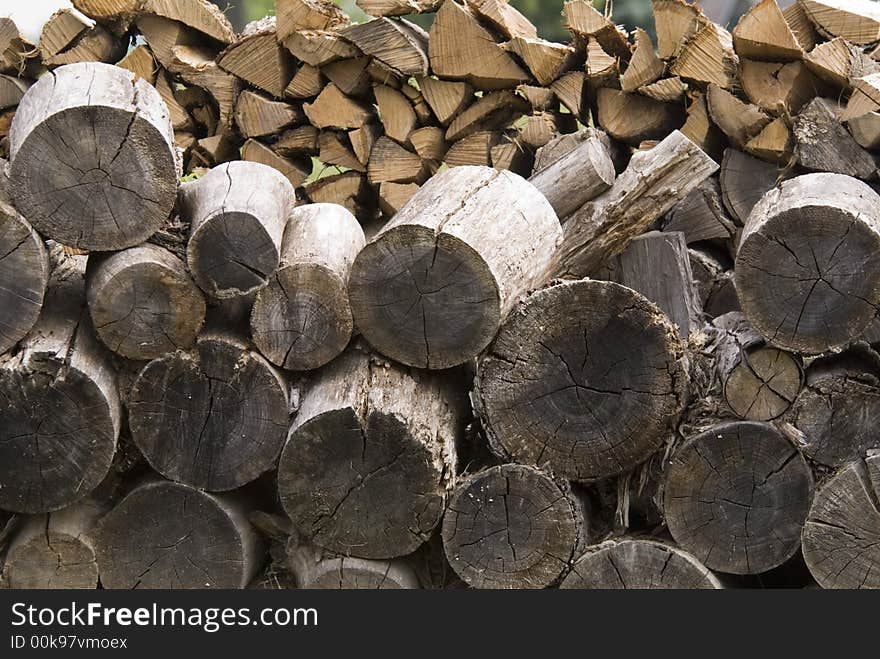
[2,0,880,590]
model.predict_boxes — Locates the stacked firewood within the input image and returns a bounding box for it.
[1,0,880,590]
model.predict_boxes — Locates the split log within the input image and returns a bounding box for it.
[707,84,771,149]
[663,178,737,244]
[419,77,473,126]
[8,62,177,251]
[180,161,294,299]
[276,0,348,41]
[356,0,442,17]
[234,90,303,139]
[0,74,29,110]
[349,166,561,369]
[304,83,373,130]
[0,252,120,514]
[374,84,417,144]
[595,88,683,146]
[0,202,48,355]
[719,148,780,225]
[444,131,498,168]
[96,479,265,589]
[378,181,420,216]
[474,279,688,482]
[287,542,420,589]
[585,38,620,90]
[141,0,235,45]
[284,30,359,68]
[367,136,424,183]
[505,37,574,87]
[349,123,380,165]
[39,8,125,68]
[274,125,320,157]
[652,0,709,60]
[680,93,725,160]
[732,0,803,61]
[428,0,529,90]
[786,347,880,467]
[218,17,295,98]
[848,110,880,148]
[670,22,738,90]
[319,131,365,172]
[806,38,879,91]
[71,0,142,31]
[409,126,448,162]
[441,464,586,589]
[86,244,206,361]
[621,29,664,92]
[639,76,686,103]
[323,58,371,97]
[794,97,876,179]
[735,173,880,354]
[285,63,324,99]
[341,18,429,77]
[801,453,880,589]
[801,0,880,45]
[560,539,722,589]
[564,0,631,61]
[745,116,793,165]
[241,139,311,189]
[784,0,821,51]
[304,171,367,217]
[741,60,822,115]
[554,130,719,279]
[1,499,104,589]
[129,332,289,491]
[277,346,465,559]
[251,203,365,371]
[663,421,814,575]
[841,72,880,122]
[445,91,529,142]
[168,45,241,131]
[490,138,533,176]
[469,0,538,40]
[551,72,588,123]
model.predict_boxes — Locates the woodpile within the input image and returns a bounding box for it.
[3,0,880,590]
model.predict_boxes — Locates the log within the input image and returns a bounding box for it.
[180,161,294,299]
[287,541,421,589]
[304,83,373,130]
[505,37,574,87]
[96,479,265,589]
[663,178,737,244]
[848,110,880,148]
[469,0,538,40]
[367,136,424,183]
[707,84,771,149]
[563,0,631,61]
[374,84,417,144]
[277,346,465,559]
[639,76,686,103]
[560,539,722,589]
[349,166,561,369]
[800,0,880,45]
[551,72,588,123]
[0,251,120,514]
[441,464,586,589]
[71,0,142,31]
[785,347,880,467]
[663,421,814,575]
[356,0,442,17]
[274,125,320,157]
[141,0,235,45]
[670,22,739,90]
[732,0,803,61]
[0,74,29,110]
[129,332,289,491]
[680,92,725,160]
[241,139,311,189]
[419,77,473,126]
[86,244,206,361]
[304,171,367,218]
[784,0,821,50]
[719,148,780,225]
[378,181,420,216]
[741,60,823,115]
[1,499,104,589]
[620,29,664,93]
[8,62,177,251]
[554,130,719,279]
[340,18,429,77]
[445,91,529,142]
[319,131,365,172]
[39,8,125,68]
[284,30,359,68]
[474,279,688,482]
[323,57,372,97]
[735,173,880,354]
[234,90,302,139]
[251,203,365,371]
[285,63,324,100]
[0,202,49,355]
[218,17,295,98]
[801,453,880,589]
[794,97,876,179]
[745,116,794,165]
[807,38,879,92]
[652,0,709,60]
[276,0,348,41]
[596,88,683,146]
[409,126,448,162]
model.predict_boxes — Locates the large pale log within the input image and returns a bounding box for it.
[287,540,421,589]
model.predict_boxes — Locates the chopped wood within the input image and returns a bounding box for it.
[0,17,39,78]
[116,44,158,85]
[218,18,296,98]
[304,83,373,129]
[375,84,418,143]
[468,0,539,40]
[550,71,587,121]
[639,76,686,102]
[379,181,420,216]
[783,0,821,50]
[276,0,348,41]
[707,83,771,148]
[670,22,739,90]
[652,0,709,60]
[419,77,473,126]
[428,0,529,90]
[732,0,803,61]
[273,125,320,157]
[355,0,443,16]
[191,132,239,167]
[681,92,725,160]
[720,148,780,225]
[445,90,529,142]
[155,71,194,131]
[741,60,823,115]
[794,96,876,178]
[319,130,366,172]
[350,122,380,165]
[0,75,30,111]
[490,138,534,175]
[367,136,424,183]
[445,131,499,167]
[142,0,235,44]
[241,139,311,188]
[283,30,359,68]
[841,72,880,120]
[848,110,880,147]
[585,38,619,87]
[506,37,574,86]
[40,8,125,67]
[518,113,557,149]
[403,84,434,124]
[596,88,684,145]
[621,28,664,92]
[341,18,429,77]
[664,178,737,243]
[285,64,324,99]
[745,116,793,165]
[71,0,142,31]
[168,45,241,130]
[234,90,303,139]
[304,171,367,216]
[801,0,880,45]
[323,57,372,97]
[135,14,201,69]
[564,0,631,61]
[805,37,880,90]
[410,126,448,161]
[517,84,556,110]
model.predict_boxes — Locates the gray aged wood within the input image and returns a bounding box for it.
[0,201,48,355]
[129,332,289,492]
[87,244,206,361]
[349,166,561,369]
[560,539,722,589]
[251,203,365,371]
[554,131,719,279]
[441,464,586,589]
[474,280,688,482]
[663,177,737,243]
[663,421,814,575]
[277,346,465,559]
[8,62,177,250]
[735,173,880,354]
[96,479,265,589]
[794,97,877,179]
[2,498,104,589]
[801,453,880,589]
[0,251,120,513]
[180,161,295,299]
[719,148,780,225]
[287,541,421,589]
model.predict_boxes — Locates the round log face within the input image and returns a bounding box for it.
[129,336,289,492]
[560,539,721,589]
[725,346,803,421]
[802,455,880,589]
[3,532,98,589]
[301,557,420,589]
[251,264,352,371]
[0,203,48,354]
[664,421,814,575]
[442,465,582,589]
[475,280,687,482]
[87,245,206,360]
[0,364,117,514]
[736,174,880,354]
[97,482,252,589]
[278,408,448,560]
[9,65,177,251]
[349,225,501,369]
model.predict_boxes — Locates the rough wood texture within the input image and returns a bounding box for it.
[277,346,464,559]
[560,539,722,589]
[733,0,803,61]
[251,203,365,371]
[794,97,876,179]
[287,541,421,589]
[663,178,736,244]
[664,421,813,575]
[564,0,631,61]
[474,279,688,482]
[596,88,683,146]
[652,0,709,60]
[670,22,738,90]
[555,131,719,279]
[0,252,120,514]
[129,332,289,491]
[707,84,771,149]
[741,60,822,116]
[621,28,664,92]
[9,62,177,251]
[40,8,125,68]
[442,465,586,589]
[341,18,429,77]
[349,166,561,369]
[801,0,880,45]
[801,453,880,589]
[276,0,347,41]
[506,37,574,87]
[356,1,443,17]
[848,110,880,148]
[735,173,880,354]
[445,91,529,142]
[219,18,294,98]
[241,139,311,188]
[304,83,373,130]
[719,148,780,224]
[86,244,206,360]
[180,161,294,299]
[234,90,301,139]
[96,479,264,589]
[420,77,473,126]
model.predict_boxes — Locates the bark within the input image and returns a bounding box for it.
[794,97,877,179]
